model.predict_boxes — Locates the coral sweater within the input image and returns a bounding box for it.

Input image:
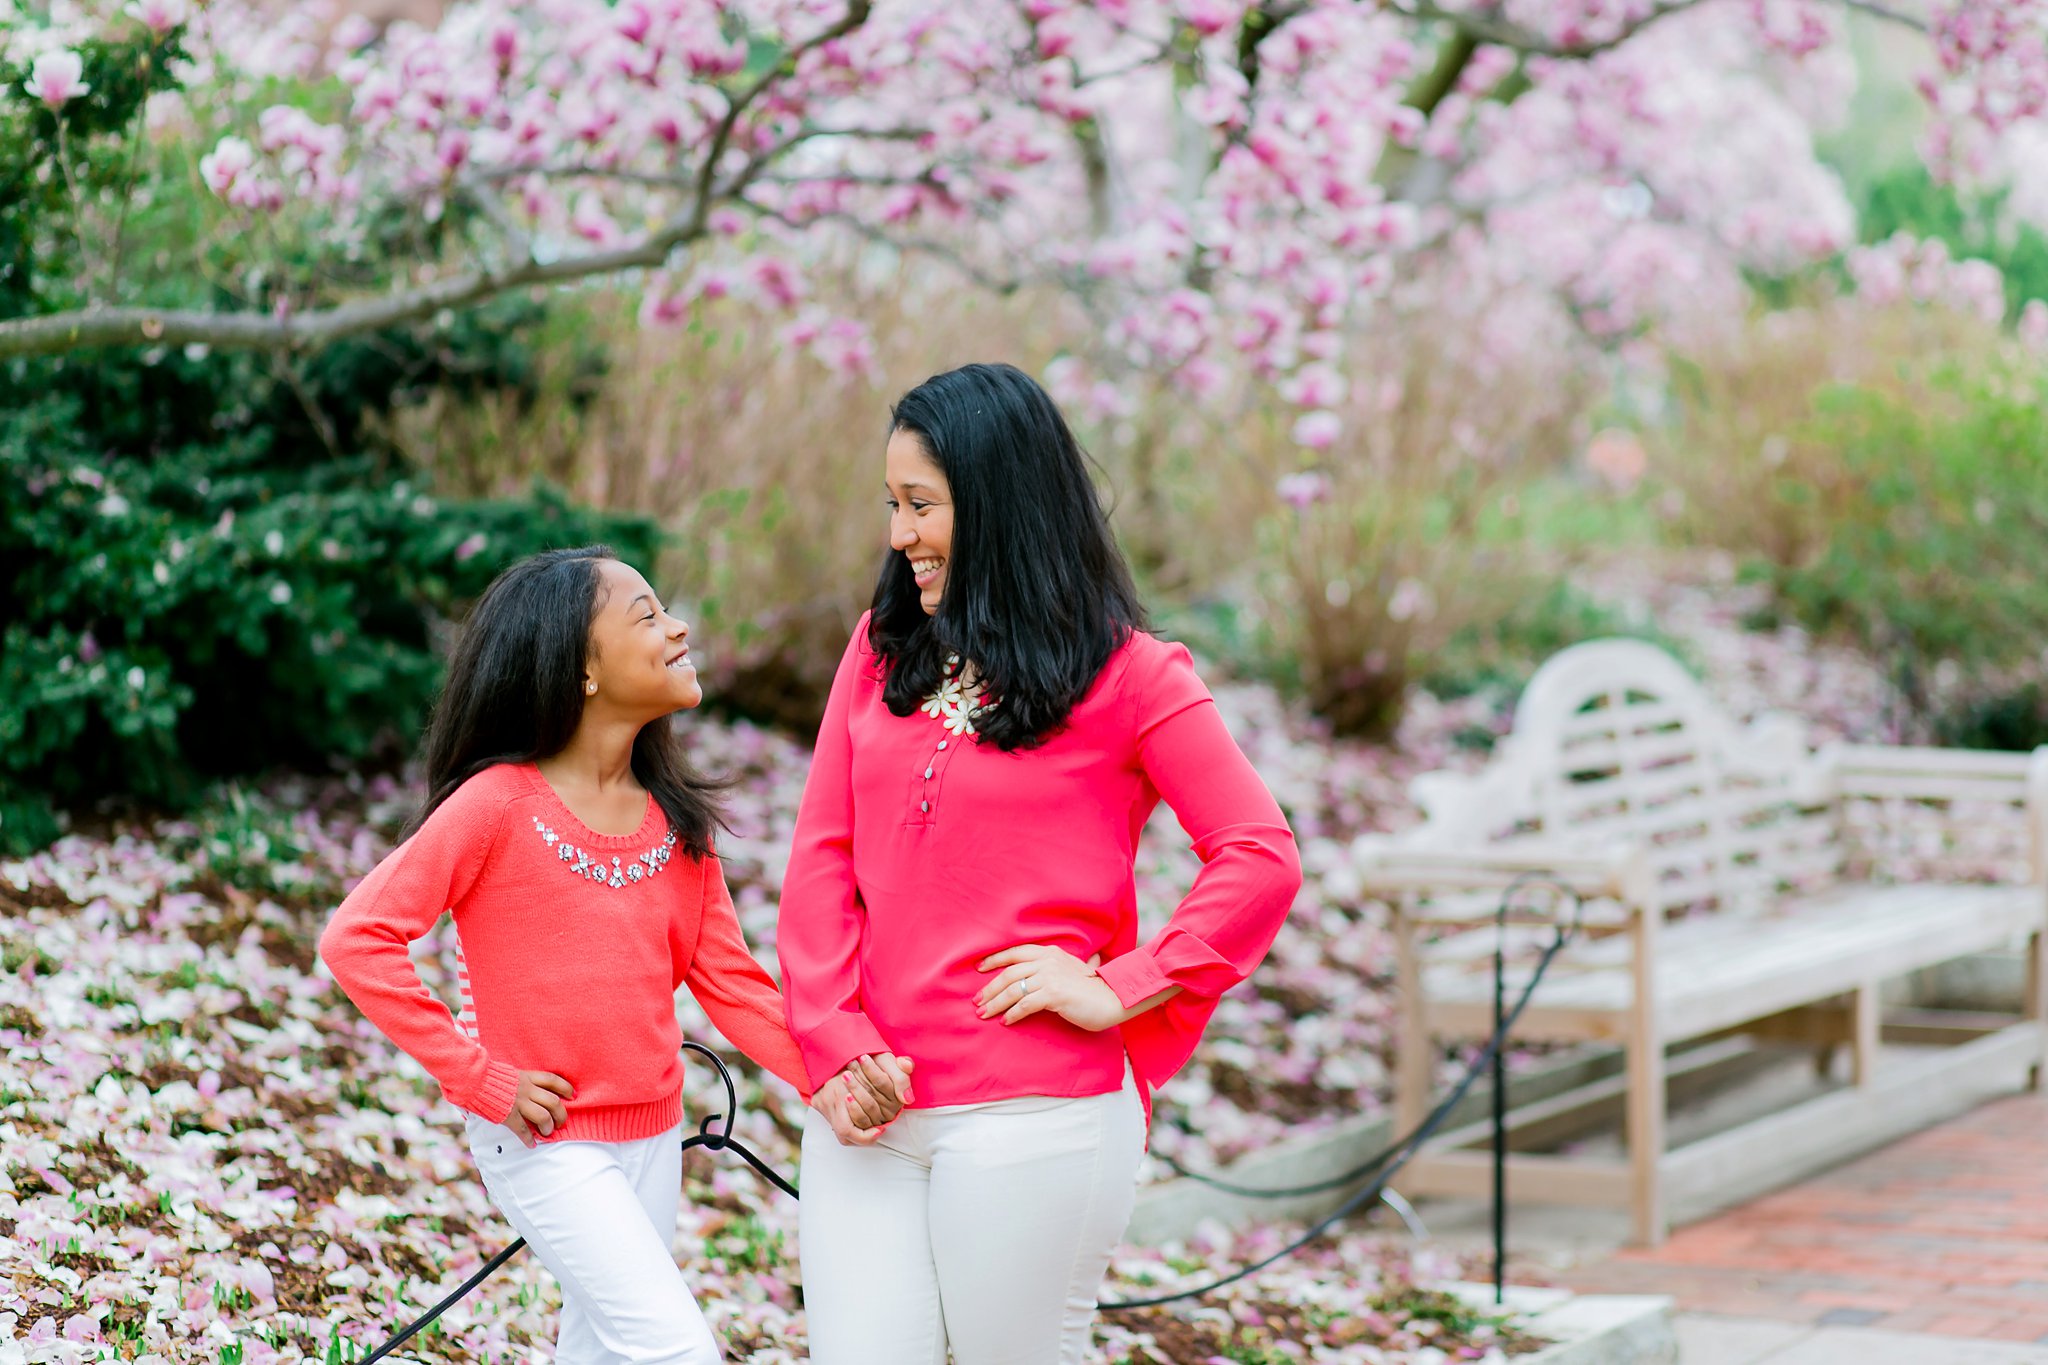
[778,618,1303,1117]
[320,763,808,1143]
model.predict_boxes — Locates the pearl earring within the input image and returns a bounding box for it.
[585,682,597,695]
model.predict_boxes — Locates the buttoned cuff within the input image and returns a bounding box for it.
[1097,951,1175,1009]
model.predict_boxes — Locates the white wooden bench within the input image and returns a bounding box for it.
[1354,639,2048,1244]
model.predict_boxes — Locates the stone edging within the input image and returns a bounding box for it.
[1440,1284,1678,1365]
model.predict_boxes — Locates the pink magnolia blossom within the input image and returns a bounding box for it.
[25,50,90,109]
[1292,410,1342,450]
[199,136,256,197]
[126,0,189,36]
[15,0,2047,435]
[1276,470,1331,509]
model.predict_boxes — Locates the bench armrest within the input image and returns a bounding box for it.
[1352,835,1647,904]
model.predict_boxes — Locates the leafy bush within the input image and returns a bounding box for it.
[1419,580,1690,703]
[1929,682,2048,754]
[1756,364,2048,713]
[0,343,660,854]
[1,23,659,853]
[1,26,190,317]
[1648,303,2009,572]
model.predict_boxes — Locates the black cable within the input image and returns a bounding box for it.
[1099,876,1582,1312]
[359,1240,525,1365]
[356,878,1583,1345]
[353,1044,792,1363]
[1153,875,1584,1203]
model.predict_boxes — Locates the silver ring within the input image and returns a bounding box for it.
[1018,978,1037,994]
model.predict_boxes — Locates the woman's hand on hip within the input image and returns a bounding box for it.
[503,1070,575,1148]
[975,945,1125,1031]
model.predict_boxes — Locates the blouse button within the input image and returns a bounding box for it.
[937,740,948,750]
[924,767,934,779]
[921,800,931,813]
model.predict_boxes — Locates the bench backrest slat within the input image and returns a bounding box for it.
[1442,640,1839,914]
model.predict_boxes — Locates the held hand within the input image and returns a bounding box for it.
[811,1073,890,1147]
[503,1070,575,1148]
[975,945,1126,1032]
[839,1053,914,1129]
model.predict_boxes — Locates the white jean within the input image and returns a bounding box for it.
[464,1116,722,1365]
[798,1076,1146,1365]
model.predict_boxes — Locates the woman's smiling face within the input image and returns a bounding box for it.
[885,428,954,617]
[584,559,700,716]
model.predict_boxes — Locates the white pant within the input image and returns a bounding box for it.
[465,1116,721,1365]
[798,1078,1146,1365]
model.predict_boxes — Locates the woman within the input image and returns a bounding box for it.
[780,364,1303,1363]
[321,547,900,1365]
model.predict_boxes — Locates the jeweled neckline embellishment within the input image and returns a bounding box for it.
[920,653,993,737]
[531,815,677,889]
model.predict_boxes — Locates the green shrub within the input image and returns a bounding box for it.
[0,19,658,854]
[0,345,659,855]
[1929,682,2048,753]
[1759,365,2048,712]
[1420,580,1691,703]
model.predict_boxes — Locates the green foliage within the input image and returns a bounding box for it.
[1420,580,1690,706]
[1369,1284,1523,1341]
[1,24,192,315]
[711,1213,786,1271]
[1929,681,2048,754]
[0,339,659,854]
[1759,366,2048,709]
[1858,164,2048,320]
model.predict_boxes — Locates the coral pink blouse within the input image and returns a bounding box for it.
[777,616,1301,1116]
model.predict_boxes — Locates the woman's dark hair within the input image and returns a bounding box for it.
[404,545,726,853]
[868,362,1145,750]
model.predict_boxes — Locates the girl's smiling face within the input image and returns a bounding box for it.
[584,559,700,717]
[885,427,954,617]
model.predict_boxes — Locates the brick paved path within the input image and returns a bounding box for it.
[1564,1090,2048,1344]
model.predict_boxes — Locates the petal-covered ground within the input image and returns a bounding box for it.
[0,579,1911,1364]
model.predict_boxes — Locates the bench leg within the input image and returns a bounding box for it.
[1625,1027,1666,1246]
[1852,981,1880,1088]
[1394,911,1432,1136]
[1626,906,1665,1247]
[2027,929,2047,1092]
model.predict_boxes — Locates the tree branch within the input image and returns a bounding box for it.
[0,228,693,357]
[1390,0,1711,59]
[688,0,874,238]
[1390,0,1924,61]
[1,0,882,360]
[745,202,1029,296]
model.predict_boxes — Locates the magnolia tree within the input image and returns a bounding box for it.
[2,0,2044,441]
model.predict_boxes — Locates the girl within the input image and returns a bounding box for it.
[321,546,897,1365]
[781,364,1304,1363]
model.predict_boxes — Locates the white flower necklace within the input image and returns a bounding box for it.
[919,653,993,737]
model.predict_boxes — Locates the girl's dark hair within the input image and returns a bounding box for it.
[405,545,726,854]
[868,362,1144,750]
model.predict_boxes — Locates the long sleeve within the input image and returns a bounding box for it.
[681,849,813,1099]
[319,783,522,1123]
[1097,641,1302,1088]
[777,621,893,1088]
